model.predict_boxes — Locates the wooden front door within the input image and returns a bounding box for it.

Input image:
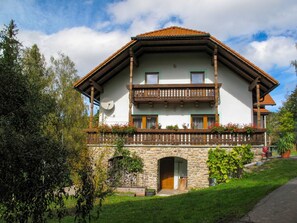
[160,157,174,189]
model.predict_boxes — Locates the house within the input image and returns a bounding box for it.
[74,26,278,191]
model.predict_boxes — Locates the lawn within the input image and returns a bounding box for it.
[49,158,297,223]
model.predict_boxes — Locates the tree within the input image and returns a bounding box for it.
[47,53,88,183]
[0,21,70,223]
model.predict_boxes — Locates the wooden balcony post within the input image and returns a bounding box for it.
[128,49,134,125]
[256,83,261,128]
[214,46,219,124]
[89,83,95,129]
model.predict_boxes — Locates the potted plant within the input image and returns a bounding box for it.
[145,188,156,196]
[277,133,295,158]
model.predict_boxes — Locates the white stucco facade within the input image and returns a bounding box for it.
[99,52,253,127]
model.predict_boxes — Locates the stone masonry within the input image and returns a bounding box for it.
[90,145,263,191]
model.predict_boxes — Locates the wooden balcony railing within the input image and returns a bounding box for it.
[86,129,265,146]
[132,84,221,104]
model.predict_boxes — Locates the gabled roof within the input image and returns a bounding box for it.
[260,94,276,106]
[74,26,279,101]
[135,26,209,38]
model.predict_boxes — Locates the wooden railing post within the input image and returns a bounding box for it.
[214,46,219,124]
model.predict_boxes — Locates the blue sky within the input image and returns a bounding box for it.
[1,0,297,111]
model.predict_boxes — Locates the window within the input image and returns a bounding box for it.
[132,116,142,128]
[146,116,157,129]
[146,72,159,84]
[192,115,215,129]
[207,116,215,128]
[132,115,158,129]
[191,72,205,84]
[192,116,203,129]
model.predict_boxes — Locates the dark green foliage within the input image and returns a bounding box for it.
[166,125,179,130]
[75,157,95,223]
[114,137,144,174]
[207,145,254,184]
[267,77,296,145]
[107,138,144,188]
[0,21,70,222]
[276,133,295,155]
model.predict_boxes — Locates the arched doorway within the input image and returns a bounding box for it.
[159,157,187,190]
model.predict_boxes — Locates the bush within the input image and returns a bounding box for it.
[166,125,179,130]
[104,124,137,134]
[207,145,254,184]
[209,123,225,134]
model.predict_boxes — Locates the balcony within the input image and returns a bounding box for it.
[132,84,221,105]
[86,129,265,146]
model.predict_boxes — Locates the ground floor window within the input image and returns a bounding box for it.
[132,115,158,129]
[191,115,215,129]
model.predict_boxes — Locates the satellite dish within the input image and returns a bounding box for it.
[100,98,114,110]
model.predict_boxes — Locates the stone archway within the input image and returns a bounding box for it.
[158,157,188,190]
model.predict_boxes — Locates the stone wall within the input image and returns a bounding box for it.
[90,145,263,191]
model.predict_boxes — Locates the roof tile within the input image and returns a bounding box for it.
[137,26,208,37]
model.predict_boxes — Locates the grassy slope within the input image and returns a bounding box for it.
[50,159,297,223]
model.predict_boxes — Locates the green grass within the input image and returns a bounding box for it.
[51,159,297,223]
[291,150,297,156]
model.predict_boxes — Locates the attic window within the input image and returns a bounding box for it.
[146,72,159,84]
[191,72,204,84]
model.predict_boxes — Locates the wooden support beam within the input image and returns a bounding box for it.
[129,48,139,67]
[89,84,95,129]
[90,80,103,93]
[256,83,261,128]
[128,52,134,125]
[214,45,219,124]
[249,77,260,91]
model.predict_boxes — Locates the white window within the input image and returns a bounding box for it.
[146,73,159,84]
[191,72,204,84]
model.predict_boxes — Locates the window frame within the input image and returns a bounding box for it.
[190,71,205,84]
[132,115,158,129]
[191,114,215,129]
[145,72,159,84]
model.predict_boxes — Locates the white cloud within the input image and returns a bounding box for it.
[19,27,131,76]
[106,0,297,40]
[243,36,297,70]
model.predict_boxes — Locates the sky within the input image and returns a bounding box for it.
[1,0,297,111]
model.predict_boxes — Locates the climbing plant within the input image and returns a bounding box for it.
[109,137,144,187]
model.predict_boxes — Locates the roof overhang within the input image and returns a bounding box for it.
[74,28,279,103]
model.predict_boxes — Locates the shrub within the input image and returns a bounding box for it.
[207,145,254,184]
[243,124,257,134]
[166,125,179,130]
[224,123,239,133]
[98,124,111,133]
[109,124,137,134]
[277,133,295,155]
[209,123,225,134]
